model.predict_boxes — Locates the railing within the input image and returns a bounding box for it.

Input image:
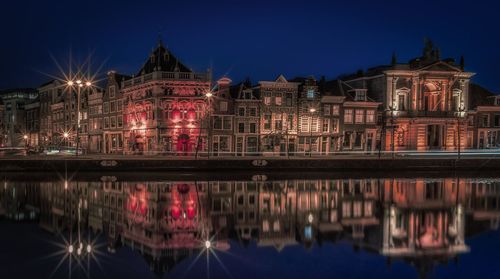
[390,111,459,118]
[122,71,209,88]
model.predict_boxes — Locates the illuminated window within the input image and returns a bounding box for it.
[344,109,353,123]
[307,89,314,99]
[323,105,330,115]
[355,110,364,123]
[264,96,271,105]
[366,110,375,123]
[275,96,282,106]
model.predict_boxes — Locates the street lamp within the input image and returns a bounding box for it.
[205,91,213,158]
[67,79,92,156]
[23,134,28,149]
[457,103,466,160]
[309,107,316,157]
[63,132,70,148]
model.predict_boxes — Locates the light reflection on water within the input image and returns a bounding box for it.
[1,174,500,279]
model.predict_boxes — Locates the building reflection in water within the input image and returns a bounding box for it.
[1,176,500,278]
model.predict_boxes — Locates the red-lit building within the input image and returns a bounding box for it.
[118,40,212,155]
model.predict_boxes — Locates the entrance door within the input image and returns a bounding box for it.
[427,125,443,149]
[288,138,295,156]
[236,137,243,156]
[366,133,373,152]
[177,134,190,155]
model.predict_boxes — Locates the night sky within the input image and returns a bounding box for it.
[1,0,499,92]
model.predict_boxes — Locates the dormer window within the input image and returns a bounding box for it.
[354,90,367,101]
[307,89,314,99]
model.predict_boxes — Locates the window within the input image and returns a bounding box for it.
[342,202,351,217]
[250,123,257,133]
[355,110,364,123]
[482,115,490,127]
[398,94,406,111]
[323,105,330,116]
[110,101,116,113]
[344,109,353,123]
[275,96,282,106]
[238,122,245,133]
[354,90,366,101]
[117,116,123,127]
[109,86,115,98]
[322,120,329,132]
[366,110,375,123]
[264,114,272,130]
[103,102,109,114]
[307,89,314,99]
[287,114,294,130]
[286,93,293,106]
[238,107,245,116]
[110,116,116,128]
[104,117,109,129]
[332,105,339,115]
[495,115,500,127]
[220,101,228,112]
[264,96,271,105]
[213,116,222,129]
[249,107,257,117]
[275,120,283,130]
[332,119,339,133]
[223,116,231,130]
[353,201,362,217]
[117,100,122,112]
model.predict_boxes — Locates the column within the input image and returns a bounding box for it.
[386,76,393,111]
[412,77,419,112]
[441,81,447,112]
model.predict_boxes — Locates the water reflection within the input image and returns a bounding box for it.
[1,176,500,278]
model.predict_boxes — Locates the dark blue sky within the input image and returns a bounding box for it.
[1,0,499,92]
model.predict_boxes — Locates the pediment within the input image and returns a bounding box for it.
[275,74,288,83]
[417,61,462,72]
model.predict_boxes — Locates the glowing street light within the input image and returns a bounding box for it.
[23,134,28,140]
[205,240,212,249]
[63,132,69,138]
[205,91,213,158]
[308,213,314,223]
[67,79,92,156]
[308,107,317,157]
[86,244,92,254]
[68,244,74,254]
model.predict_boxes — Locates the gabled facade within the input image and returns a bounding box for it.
[120,39,212,155]
[258,75,300,156]
[232,80,260,156]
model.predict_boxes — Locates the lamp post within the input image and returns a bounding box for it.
[205,91,213,158]
[387,106,396,159]
[63,132,69,148]
[67,79,92,156]
[457,104,466,160]
[309,107,316,157]
[23,134,28,149]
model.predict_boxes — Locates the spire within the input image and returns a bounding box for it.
[157,30,164,48]
[459,55,465,70]
[391,51,397,65]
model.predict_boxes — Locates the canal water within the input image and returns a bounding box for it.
[1,172,499,279]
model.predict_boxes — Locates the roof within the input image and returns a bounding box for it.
[230,79,259,99]
[0,88,37,95]
[469,83,496,108]
[136,39,191,76]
